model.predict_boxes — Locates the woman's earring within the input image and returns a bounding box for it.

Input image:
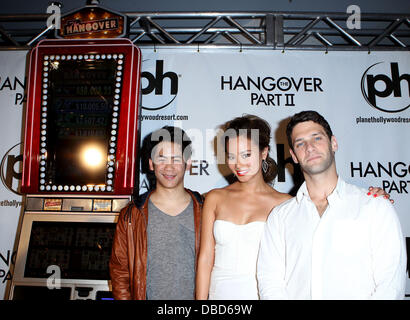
[262,159,268,173]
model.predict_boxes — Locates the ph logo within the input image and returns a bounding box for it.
[0,142,23,195]
[141,60,178,111]
[361,62,410,113]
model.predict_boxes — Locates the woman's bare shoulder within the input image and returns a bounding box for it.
[268,188,293,205]
[203,187,229,201]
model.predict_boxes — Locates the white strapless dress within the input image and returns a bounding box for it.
[209,219,266,300]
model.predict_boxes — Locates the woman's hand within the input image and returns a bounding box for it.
[367,186,394,204]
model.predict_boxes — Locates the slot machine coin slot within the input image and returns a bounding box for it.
[75,287,93,297]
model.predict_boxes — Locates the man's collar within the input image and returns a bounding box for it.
[295,176,345,203]
[295,181,308,203]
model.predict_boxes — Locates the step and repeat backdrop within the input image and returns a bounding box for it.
[0,47,409,299]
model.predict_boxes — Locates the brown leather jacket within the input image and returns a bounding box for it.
[109,188,203,300]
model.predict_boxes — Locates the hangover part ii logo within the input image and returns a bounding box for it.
[220,74,323,107]
[0,250,16,284]
[0,75,26,106]
[351,161,410,194]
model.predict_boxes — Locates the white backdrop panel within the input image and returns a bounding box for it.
[138,48,410,294]
[0,50,27,299]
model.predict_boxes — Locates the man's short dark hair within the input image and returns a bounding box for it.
[146,125,193,162]
[286,110,333,150]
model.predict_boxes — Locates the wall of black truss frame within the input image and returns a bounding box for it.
[0,11,409,50]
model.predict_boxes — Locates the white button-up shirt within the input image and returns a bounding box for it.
[257,177,407,300]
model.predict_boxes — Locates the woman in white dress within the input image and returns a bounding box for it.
[196,115,291,300]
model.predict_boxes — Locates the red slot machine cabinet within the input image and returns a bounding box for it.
[22,38,141,196]
[9,37,141,300]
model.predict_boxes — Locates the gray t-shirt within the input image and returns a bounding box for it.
[146,198,195,300]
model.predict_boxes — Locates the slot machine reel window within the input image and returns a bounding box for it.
[39,53,124,193]
[24,221,116,280]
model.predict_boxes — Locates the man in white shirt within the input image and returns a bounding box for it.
[257,110,407,300]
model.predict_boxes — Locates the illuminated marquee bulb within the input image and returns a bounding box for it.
[50,61,60,70]
[80,145,105,169]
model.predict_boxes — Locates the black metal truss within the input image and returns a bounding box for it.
[0,11,409,50]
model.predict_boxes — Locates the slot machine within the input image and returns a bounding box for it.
[8,3,141,300]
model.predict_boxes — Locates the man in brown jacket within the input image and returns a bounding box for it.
[109,126,203,300]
